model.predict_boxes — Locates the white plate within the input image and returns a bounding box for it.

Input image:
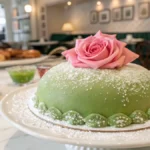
[0,55,49,67]
[1,84,150,149]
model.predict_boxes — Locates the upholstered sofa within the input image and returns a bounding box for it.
[49,32,150,50]
[30,32,150,56]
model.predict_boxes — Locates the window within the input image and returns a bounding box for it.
[0,4,6,33]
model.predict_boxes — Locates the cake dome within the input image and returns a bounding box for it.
[36,62,150,127]
[34,31,150,128]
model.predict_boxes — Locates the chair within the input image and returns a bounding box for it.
[135,41,150,69]
[48,46,67,58]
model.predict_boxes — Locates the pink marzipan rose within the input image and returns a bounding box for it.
[62,31,139,69]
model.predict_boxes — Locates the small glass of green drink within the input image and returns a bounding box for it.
[7,65,36,85]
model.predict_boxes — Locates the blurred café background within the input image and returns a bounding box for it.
[1,1,150,150]
[0,0,150,68]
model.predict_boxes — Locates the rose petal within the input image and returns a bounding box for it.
[62,48,79,64]
[75,36,93,57]
[107,39,115,56]
[82,39,109,60]
[78,48,119,69]
[112,40,123,61]
[123,48,139,64]
[75,36,93,48]
[92,46,109,61]
[73,62,90,68]
[62,48,90,68]
[95,31,116,39]
[102,56,125,69]
[63,31,139,70]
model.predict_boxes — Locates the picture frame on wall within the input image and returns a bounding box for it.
[41,14,45,20]
[42,22,46,28]
[123,6,134,20]
[41,7,45,13]
[90,11,98,24]
[112,7,122,21]
[99,9,110,23]
[139,2,150,19]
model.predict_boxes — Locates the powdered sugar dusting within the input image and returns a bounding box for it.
[40,62,150,106]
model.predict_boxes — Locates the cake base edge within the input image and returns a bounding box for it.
[28,98,150,132]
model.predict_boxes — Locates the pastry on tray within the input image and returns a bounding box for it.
[0,50,11,60]
[30,31,150,130]
[16,50,41,58]
[0,49,41,61]
[7,48,23,57]
[0,53,5,61]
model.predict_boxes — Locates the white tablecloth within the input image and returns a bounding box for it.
[0,57,66,150]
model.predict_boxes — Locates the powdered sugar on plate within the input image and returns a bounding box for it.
[2,85,150,148]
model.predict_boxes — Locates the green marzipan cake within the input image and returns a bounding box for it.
[35,62,150,128]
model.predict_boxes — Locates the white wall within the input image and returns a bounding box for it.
[45,0,150,35]
[67,0,150,33]
[30,0,38,40]
[0,0,13,41]
[46,4,67,34]
[39,0,65,6]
